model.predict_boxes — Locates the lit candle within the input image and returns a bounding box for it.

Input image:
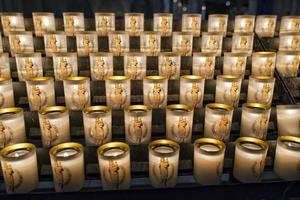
[124,13,144,36]
[279,33,300,51]
[276,51,300,77]
[233,137,268,183]
[49,142,85,192]
[148,139,180,188]
[172,32,193,56]
[274,136,300,180]
[0,78,14,108]
[15,53,43,81]
[76,31,98,57]
[89,52,113,80]
[1,13,25,36]
[32,12,55,36]
[153,13,173,36]
[124,105,152,145]
[63,12,85,36]
[215,75,242,107]
[232,33,254,56]
[276,105,300,137]
[26,77,55,111]
[53,53,78,80]
[83,105,112,146]
[201,32,223,56]
[234,15,255,33]
[166,104,193,143]
[0,107,26,148]
[252,52,276,77]
[280,16,300,34]
[181,14,201,37]
[159,52,181,80]
[255,15,277,38]
[105,76,130,109]
[97,142,131,190]
[240,103,271,140]
[247,76,275,105]
[124,52,146,80]
[192,52,216,79]
[208,14,228,36]
[223,52,247,78]
[180,75,205,108]
[194,138,225,185]
[0,53,11,78]
[38,106,70,148]
[108,31,129,56]
[204,103,233,142]
[0,143,38,193]
[44,32,68,57]
[143,76,168,109]
[140,31,161,56]
[95,13,115,36]
[8,31,34,56]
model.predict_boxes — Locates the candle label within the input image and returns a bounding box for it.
[251,159,264,179]
[64,15,84,34]
[28,86,47,110]
[33,15,55,36]
[204,35,220,51]
[0,54,10,78]
[255,83,272,104]
[154,16,172,36]
[9,34,34,55]
[280,35,300,51]
[1,15,25,35]
[19,58,41,80]
[3,163,23,193]
[124,56,145,80]
[281,18,300,33]
[96,15,115,35]
[110,34,128,55]
[53,161,72,191]
[152,157,175,187]
[232,34,253,54]
[0,121,13,148]
[88,117,110,145]
[193,56,215,79]
[252,114,269,138]
[0,92,5,107]
[256,17,276,37]
[212,115,230,141]
[223,82,240,106]
[173,35,193,56]
[141,34,160,55]
[41,119,59,146]
[208,16,227,34]
[77,34,98,56]
[45,34,67,56]
[92,57,110,80]
[54,57,76,80]
[127,116,148,144]
[224,57,246,76]
[182,15,201,36]
[184,83,202,108]
[170,117,191,143]
[253,57,275,76]
[277,55,300,77]
[159,57,180,79]
[71,84,90,109]
[108,83,128,109]
[102,160,126,190]
[147,83,166,108]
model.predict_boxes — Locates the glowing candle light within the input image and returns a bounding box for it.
[143,76,168,109]
[181,14,201,37]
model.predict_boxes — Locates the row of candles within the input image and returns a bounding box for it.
[0,135,299,193]
[2,13,300,37]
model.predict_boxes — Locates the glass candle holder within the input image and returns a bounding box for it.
[0,107,26,148]
[192,52,216,79]
[172,32,193,56]
[276,105,300,137]
[0,34,3,53]
[166,104,193,143]
[83,105,112,146]
[0,53,11,79]
[153,13,173,36]
[158,52,181,80]
[204,103,233,142]
[234,15,255,33]
[0,143,38,193]
[215,75,242,107]
[274,136,300,180]
[279,33,300,51]
[63,12,84,36]
[89,52,113,80]
[143,76,168,109]
[180,75,205,108]
[95,13,115,36]
[233,137,268,183]
[255,15,277,37]
[1,13,25,36]
[280,16,300,34]
[181,14,201,37]
[63,77,90,110]
[53,53,78,80]
[26,77,55,111]
[76,31,98,57]
[125,13,144,36]
[140,31,161,56]
[252,52,276,77]
[97,142,131,190]
[194,138,226,185]
[223,52,247,78]
[49,142,85,192]
[124,105,152,145]
[276,51,300,77]
[232,33,254,55]
[44,32,68,57]
[0,78,14,108]
[208,14,228,36]
[15,53,43,82]
[148,139,180,188]
[38,106,70,147]
[201,32,223,56]
[105,76,130,109]
[108,31,129,56]
[124,52,146,80]
[240,103,271,140]
[247,76,275,105]
[9,31,34,56]
[32,12,55,37]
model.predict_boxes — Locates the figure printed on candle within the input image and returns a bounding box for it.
[103,160,126,189]
[0,121,13,148]
[41,118,59,146]
[129,16,138,33]
[12,36,21,52]
[34,16,43,33]
[94,57,108,80]
[291,19,300,32]
[198,57,214,79]
[251,158,265,179]
[22,58,38,79]
[238,36,249,50]
[219,19,226,31]
[191,17,199,33]
[89,117,109,145]
[180,36,191,56]
[3,163,23,193]
[255,83,272,104]
[109,83,127,109]
[81,35,93,55]
[72,84,89,109]
[260,57,274,76]
[66,16,75,33]
[265,20,274,32]
[99,17,109,34]
[148,34,157,55]
[244,19,253,32]
[48,35,58,52]
[128,116,147,144]
[185,83,202,108]
[0,91,4,107]
[252,114,268,139]
[224,82,240,106]
[152,157,175,187]
[290,36,300,50]
[231,57,245,75]
[29,85,47,110]
[126,57,140,80]
[2,16,11,32]
[212,115,230,141]
[148,83,165,108]
[171,116,191,143]
[112,35,122,55]
[161,57,177,79]
[286,56,300,76]
[57,57,73,79]
[207,36,218,50]
[54,161,71,191]
[161,17,169,35]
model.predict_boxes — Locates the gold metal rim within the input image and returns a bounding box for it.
[63,12,84,16]
[53,52,77,57]
[235,15,255,19]
[8,31,32,35]
[0,77,12,83]
[194,138,226,154]
[0,143,35,159]
[95,12,115,16]
[242,103,271,110]
[182,14,201,17]
[144,76,167,80]
[276,104,300,110]
[154,13,173,17]
[32,12,54,16]
[181,75,204,80]
[125,105,152,112]
[63,76,90,81]
[107,76,130,81]
[209,14,228,18]
[278,136,300,151]
[26,76,53,82]
[125,13,144,16]
[0,107,23,115]
[224,52,248,57]
[39,106,68,115]
[83,105,111,114]
[98,142,130,158]
[257,15,277,18]
[167,104,193,112]
[89,52,113,57]
[206,103,233,111]
[193,52,216,57]
[159,52,180,57]
[15,52,41,57]
[250,75,275,81]
[109,31,128,35]
[49,142,83,159]
[173,31,193,36]
[217,75,241,80]
[124,52,146,57]
[253,52,276,56]
[236,137,268,152]
[148,139,180,156]
[141,31,160,35]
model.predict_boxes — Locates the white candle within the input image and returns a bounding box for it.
[223,52,247,78]
[194,138,225,185]
[274,136,300,180]
[280,16,300,34]
[124,13,144,36]
[108,31,129,56]
[53,53,78,80]
[76,31,98,56]
[149,139,180,188]
[247,76,275,105]
[89,52,113,80]
[124,105,152,145]
[8,32,34,56]
[32,12,55,36]
[192,53,216,79]
[234,15,255,33]
[232,33,254,56]
[44,32,68,57]
[153,13,173,36]
[95,13,115,36]
[38,106,70,147]
[124,53,146,80]
[0,107,26,148]
[1,13,25,36]
[0,143,38,193]
[158,53,181,80]
[208,14,228,36]
[143,76,168,109]
[63,12,85,36]
[105,76,130,109]
[255,15,277,37]
[201,32,223,56]
[0,78,14,108]
[50,142,85,192]
[180,75,205,108]
[140,31,161,56]
[279,33,300,51]
[276,51,300,77]
[251,52,276,77]
[83,106,112,146]
[181,14,201,37]
[15,53,43,82]
[98,142,131,190]
[0,53,11,78]
[276,105,300,137]
[233,137,268,183]
[204,103,233,142]
[172,32,193,56]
